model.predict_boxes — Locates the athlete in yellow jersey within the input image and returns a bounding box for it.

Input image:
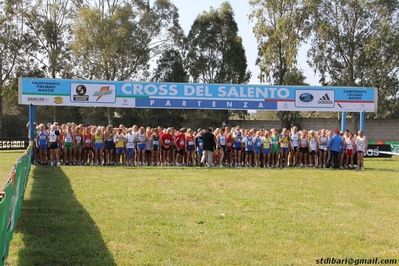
[93,128,104,165]
[279,128,290,168]
[262,131,272,168]
[114,128,126,166]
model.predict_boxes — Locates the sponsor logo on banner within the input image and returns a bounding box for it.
[54,97,63,104]
[76,85,87,95]
[27,97,48,102]
[318,93,333,105]
[391,144,399,153]
[299,93,314,104]
[73,84,89,101]
[93,86,112,101]
[122,98,129,106]
[70,83,116,103]
[295,90,335,108]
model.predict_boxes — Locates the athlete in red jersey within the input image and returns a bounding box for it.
[175,128,186,166]
[226,129,233,166]
[161,128,174,165]
[83,126,93,165]
[185,129,196,166]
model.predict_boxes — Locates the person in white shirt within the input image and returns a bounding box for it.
[308,130,318,167]
[344,132,355,169]
[48,124,60,166]
[355,130,368,170]
[318,129,329,168]
[289,126,299,167]
[125,128,136,166]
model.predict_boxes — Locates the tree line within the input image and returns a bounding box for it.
[0,0,398,137]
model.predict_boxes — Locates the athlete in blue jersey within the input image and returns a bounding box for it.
[36,124,48,165]
[195,130,204,166]
[233,126,243,167]
[253,132,262,167]
[242,131,253,167]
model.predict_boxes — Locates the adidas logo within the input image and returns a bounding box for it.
[318,93,333,104]
[319,93,330,101]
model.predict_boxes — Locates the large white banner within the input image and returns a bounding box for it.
[19,78,377,112]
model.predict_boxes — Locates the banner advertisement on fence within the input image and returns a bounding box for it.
[0,146,31,266]
[364,144,393,158]
[390,144,399,154]
[19,78,377,112]
[0,138,30,150]
[0,182,12,266]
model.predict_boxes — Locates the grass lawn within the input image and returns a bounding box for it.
[2,151,399,265]
[0,150,23,178]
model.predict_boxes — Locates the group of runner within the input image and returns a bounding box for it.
[28,122,368,170]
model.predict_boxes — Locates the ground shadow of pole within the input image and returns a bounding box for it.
[13,166,116,266]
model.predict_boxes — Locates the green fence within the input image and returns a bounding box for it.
[0,145,32,266]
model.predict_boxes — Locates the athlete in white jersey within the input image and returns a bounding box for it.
[355,131,368,170]
[345,132,355,169]
[136,127,147,166]
[308,130,318,167]
[289,126,299,167]
[318,129,329,168]
[145,127,153,165]
[125,128,136,166]
[63,124,74,165]
[217,128,227,166]
[48,125,60,166]
[298,131,309,167]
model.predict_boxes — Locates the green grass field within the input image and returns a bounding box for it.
[2,151,399,265]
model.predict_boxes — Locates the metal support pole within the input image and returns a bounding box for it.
[359,111,365,132]
[340,112,346,132]
[29,104,36,164]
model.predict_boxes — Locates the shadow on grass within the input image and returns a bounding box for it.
[14,166,116,266]
[361,167,399,172]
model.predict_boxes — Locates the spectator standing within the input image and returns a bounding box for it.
[326,128,345,169]
[355,130,368,170]
[201,127,216,167]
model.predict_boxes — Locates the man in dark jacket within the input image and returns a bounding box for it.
[326,128,345,169]
[201,127,216,167]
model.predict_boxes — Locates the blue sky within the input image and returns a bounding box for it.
[172,0,320,85]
